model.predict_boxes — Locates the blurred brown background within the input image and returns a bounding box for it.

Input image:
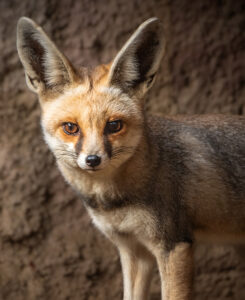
[0,0,245,299]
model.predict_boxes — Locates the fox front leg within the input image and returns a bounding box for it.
[117,240,155,300]
[156,242,193,300]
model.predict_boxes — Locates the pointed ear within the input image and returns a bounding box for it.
[17,17,77,95]
[108,18,165,96]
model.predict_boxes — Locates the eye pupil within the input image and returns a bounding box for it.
[63,122,79,135]
[110,121,119,130]
[105,120,122,134]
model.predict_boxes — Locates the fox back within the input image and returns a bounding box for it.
[17,17,245,300]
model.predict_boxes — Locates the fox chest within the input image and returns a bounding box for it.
[87,206,157,243]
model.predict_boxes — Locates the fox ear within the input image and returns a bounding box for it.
[108,18,165,96]
[17,17,77,95]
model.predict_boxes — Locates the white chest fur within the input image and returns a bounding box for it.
[88,206,157,244]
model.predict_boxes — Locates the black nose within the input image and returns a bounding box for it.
[85,155,101,167]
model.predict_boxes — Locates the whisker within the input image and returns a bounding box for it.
[55,149,77,157]
[111,148,135,161]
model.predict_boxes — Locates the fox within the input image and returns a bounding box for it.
[16,17,245,300]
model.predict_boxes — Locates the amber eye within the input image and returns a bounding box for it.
[105,120,123,134]
[62,122,79,135]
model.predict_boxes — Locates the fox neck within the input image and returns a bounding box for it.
[58,126,153,206]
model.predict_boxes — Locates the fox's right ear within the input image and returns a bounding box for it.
[17,17,77,95]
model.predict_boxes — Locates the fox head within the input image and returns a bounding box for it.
[17,17,164,176]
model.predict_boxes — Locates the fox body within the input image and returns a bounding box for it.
[17,17,245,300]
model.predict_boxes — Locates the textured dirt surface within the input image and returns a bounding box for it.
[0,0,245,299]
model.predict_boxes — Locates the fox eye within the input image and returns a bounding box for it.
[105,120,123,134]
[62,122,79,135]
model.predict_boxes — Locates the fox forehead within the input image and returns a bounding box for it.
[41,71,143,135]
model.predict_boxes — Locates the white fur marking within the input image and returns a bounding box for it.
[67,142,75,152]
[77,153,87,169]
[43,130,60,150]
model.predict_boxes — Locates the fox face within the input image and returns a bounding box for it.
[17,17,164,176]
[41,83,144,173]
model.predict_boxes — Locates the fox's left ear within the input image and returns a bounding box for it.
[17,17,77,95]
[108,18,165,96]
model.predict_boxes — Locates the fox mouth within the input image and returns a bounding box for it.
[84,167,102,172]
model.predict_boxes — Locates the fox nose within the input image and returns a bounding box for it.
[85,155,101,167]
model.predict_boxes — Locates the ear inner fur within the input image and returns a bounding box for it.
[108,18,165,95]
[17,17,78,95]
